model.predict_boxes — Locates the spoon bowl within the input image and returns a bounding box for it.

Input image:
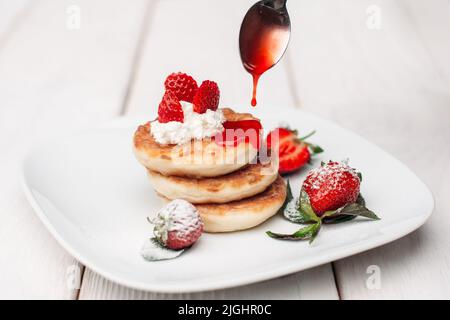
[239,0,291,106]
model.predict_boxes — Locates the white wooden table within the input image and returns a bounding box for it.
[1,0,449,300]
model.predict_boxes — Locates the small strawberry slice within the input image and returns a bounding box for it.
[164,72,198,103]
[193,80,220,113]
[158,91,184,123]
[266,128,323,174]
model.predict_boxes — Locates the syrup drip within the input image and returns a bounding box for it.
[251,75,260,107]
[239,1,290,107]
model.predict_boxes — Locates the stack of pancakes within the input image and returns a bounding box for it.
[133,108,287,233]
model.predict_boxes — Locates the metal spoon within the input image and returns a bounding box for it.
[239,0,291,106]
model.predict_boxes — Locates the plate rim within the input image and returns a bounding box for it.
[20,111,435,293]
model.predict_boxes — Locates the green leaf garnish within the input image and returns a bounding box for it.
[298,189,320,223]
[322,194,380,224]
[270,189,380,243]
[267,221,321,242]
[322,214,357,224]
[277,180,293,216]
[285,180,293,205]
[283,188,319,224]
[356,193,366,206]
[336,203,380,220]
[322,194,379,221]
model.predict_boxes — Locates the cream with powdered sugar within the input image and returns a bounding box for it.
[150,101,225,145]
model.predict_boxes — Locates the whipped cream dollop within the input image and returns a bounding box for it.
[150,101,225,145]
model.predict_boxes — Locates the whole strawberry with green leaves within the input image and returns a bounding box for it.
[267,160,380,243]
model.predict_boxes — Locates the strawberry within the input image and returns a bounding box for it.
[164,72,198,103]
[158,90,184,123]
[151,199,203,250]
[266,128,323,174]
[266,128,294,147]
[193,80,220,113]
[267,161,379,243]
[303,161,361,216]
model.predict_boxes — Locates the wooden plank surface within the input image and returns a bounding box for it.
[286,0,450,299]
[78,0,339,300]
[0,0,149,299]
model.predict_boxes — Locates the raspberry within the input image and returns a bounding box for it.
[193,80,220,113]
[164,72,198,103]
[158,91,184,123]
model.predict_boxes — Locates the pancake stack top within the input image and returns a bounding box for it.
[134,73,286,233]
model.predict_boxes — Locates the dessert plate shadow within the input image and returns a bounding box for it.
[21,108,434,293]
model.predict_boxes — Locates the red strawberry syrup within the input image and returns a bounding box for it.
[214,120,262,149]
[239,2,290,107]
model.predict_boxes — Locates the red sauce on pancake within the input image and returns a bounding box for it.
[215,120,262,148]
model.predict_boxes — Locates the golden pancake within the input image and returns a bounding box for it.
[147,159,278,204]
[133,108,259,178]
[196,176,286,233]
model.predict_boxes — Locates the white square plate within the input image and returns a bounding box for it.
[21,108,434,293]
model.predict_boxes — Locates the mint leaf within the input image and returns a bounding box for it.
[321,194,379,223]
[283,198,302,222]
[338,194,379,220]
[338,202,380,220]
[278,180,293,216]
[298,189,320,223]
[285,180,293,204]
[309,221,322,243]
[356,193,366,206]
[267,221,321,241]
[283,189,319,224]
[322,214,357,224]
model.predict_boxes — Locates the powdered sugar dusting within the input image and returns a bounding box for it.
[141,238,184,261]
[302,161,361,214]
[151,101,225,145]
[284,198,300,221]
[151,199,203,243]
[303,161,359,194]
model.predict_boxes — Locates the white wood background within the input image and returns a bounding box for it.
[0,0,449,299]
